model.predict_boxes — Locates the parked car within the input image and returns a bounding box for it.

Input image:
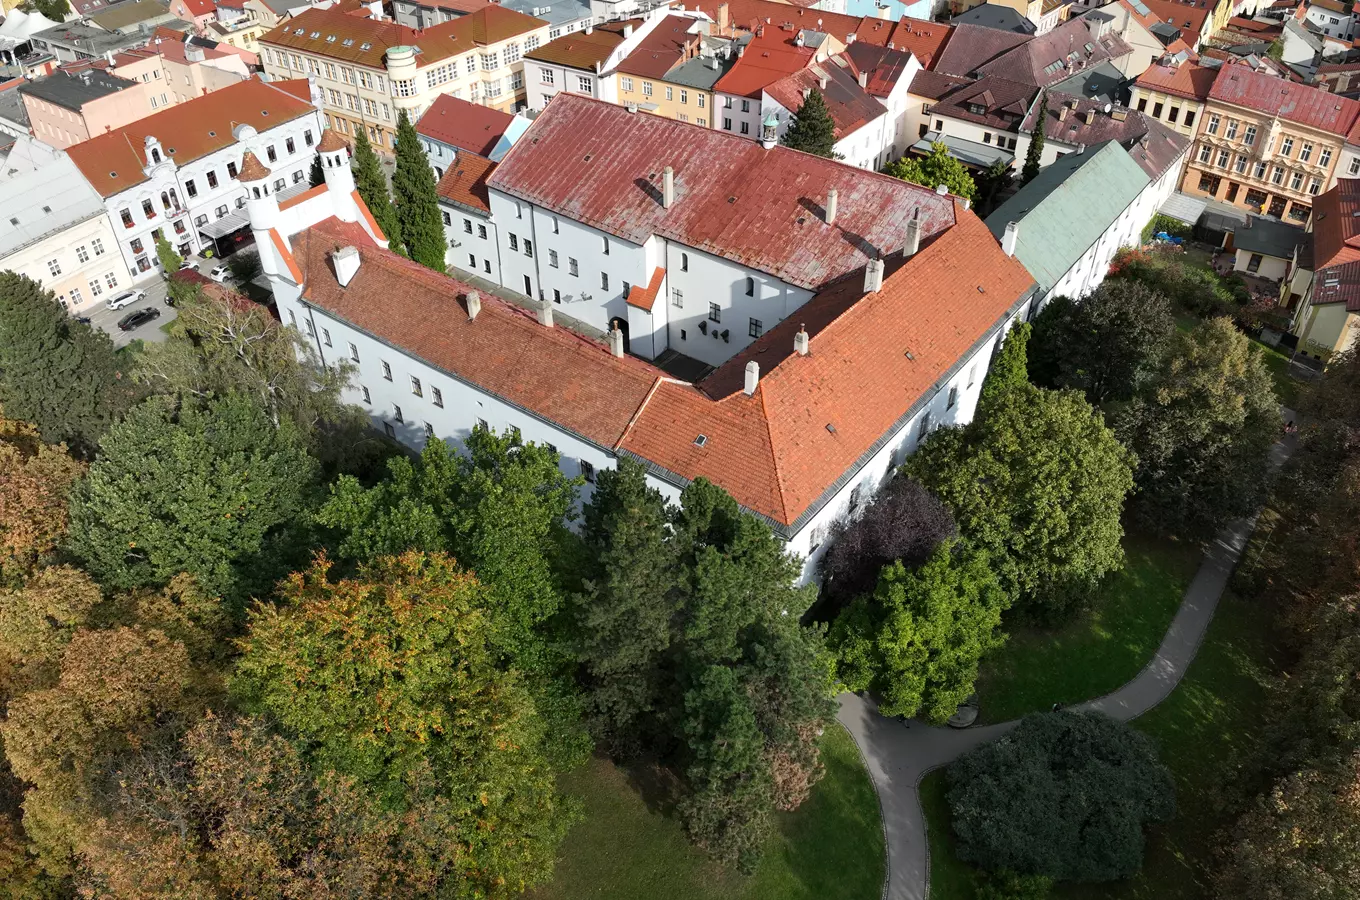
[178,259,196,271]
[105,288,145,311]
[208,264,230,283]
[117,307,161,331]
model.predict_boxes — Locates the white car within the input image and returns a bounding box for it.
[208,264,230,283]
[105,288,145,311]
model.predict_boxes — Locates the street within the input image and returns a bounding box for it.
[83,257,243,349]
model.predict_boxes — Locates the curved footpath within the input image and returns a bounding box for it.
[838,427,1299,900]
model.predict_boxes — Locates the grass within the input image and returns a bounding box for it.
[529,723,884,900]
[1249,338,1304,410]
[973,534,1202,724]
[923,586,1285,900]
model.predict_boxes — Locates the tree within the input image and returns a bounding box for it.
[225,248,262,284]
[0,565,102,679]
[0,417,85,582]
[906,383,1134,616]
[1022,93,1047,185]
[234,552,574,894]
[0,272,137,456]
[308,153,325,187]
[1115,317,1278,537]
[830,540,1007,722]
[977,321,1031,414]
[1027,281,1176,404]
[153,236,182,276]
[350,128,402,252]
[885,142,976,202]
[66,394,319,599]
[392,110,448,272]
[20,0,69,20]
[780,89,838,158]
[975,158,1014,215]
[572,458,679,750]
[947,711,1175,882]
[818,476,955,602]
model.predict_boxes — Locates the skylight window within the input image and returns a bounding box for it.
[326,34,336,41]
[309,30,320,38]
[342,38,354,45]
[360,42,371,50]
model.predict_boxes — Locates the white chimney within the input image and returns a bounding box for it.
[538,299,554,328]
[825,187,838,226]
[903,212,920,258]
[935,183,948,195]
[609,325,625,357]
[794,324,810,356]
[662,165,675,208]
[863,257,884,293]
[623,23,634,36]
[1002,221,1019,257]
[743,360,759,395]
[858,70,867,88]
[466,290,481,320]
[332,245,360,286]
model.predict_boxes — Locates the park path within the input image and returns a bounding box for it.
[837,425,1298,900]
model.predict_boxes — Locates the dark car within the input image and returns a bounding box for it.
[117,307,161,331]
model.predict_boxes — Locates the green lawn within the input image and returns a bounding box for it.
[923,586,1285,900]
[974,535,1202,724]
[1250,339,1304,410]
[529,723,884,900]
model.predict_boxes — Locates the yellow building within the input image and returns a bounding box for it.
[1289,179,1360,358]
[1129,60,1215,137]
[613,15,732,128]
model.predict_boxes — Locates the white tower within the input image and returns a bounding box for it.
[239,149,282,278]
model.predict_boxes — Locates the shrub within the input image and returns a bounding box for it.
[818,477,955,601]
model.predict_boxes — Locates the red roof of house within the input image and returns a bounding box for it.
[1312,178,1360,270]
[615,14,701,79]
[1210,65,1360,135]
[1134,60,1217,101]
[435,154,496,213]
[932,22,1031,78]
[489,93,959,290]
[765,57,886,139]
[625,266,665,310]
[416,95,513,158]
[694,0,868,46]
[172,0,216,18]
[882,17,953,68]
[973,16,1132,88]
[66,77,316,197]
[1136,0,1215,36]
[842,42,916,97]
[713,22,816,99]
[294,203,1033,528]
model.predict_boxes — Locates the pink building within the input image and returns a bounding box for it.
[169,0,219,33]
[18,68,159,148]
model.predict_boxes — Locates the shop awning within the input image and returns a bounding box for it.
[911,131,1015,169]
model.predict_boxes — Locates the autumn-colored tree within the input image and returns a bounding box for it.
[0,417,85,582]
[0,565,102,681]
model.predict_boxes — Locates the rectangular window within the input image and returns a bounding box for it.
[432,386,443,408]
[463,218,473,234]
[1184,110,1196,128]
[1244,124,1256,146]
[92,238,104,256]
[665,86,673,100]
[541,67,554,85]
[185,179,198,197]
[1235,154,1248,174]
[748,317,762,338]
[947,386,958,409]
[46,259,60,276]
[1207,114,1220,134]
[569,258,578,276]
[509,234,519,252]
[382,361,392,381]
[1301,142,1314,162]
[1272,166,1285,185]
[708,302,720,323]
[1310,178,1323,195]
[642,81,653,97]
[549,249,559,268]
[600,272,609,291]
[322,328,331,347]
[1225,119,1238,139]
[672,287,683,307]
[524,239,532,258]
[383,422,395,438]
[1253,161,1267,179]
[680,89,688,103]
[1137,97,1147,112]
[622,77,633,91]
[580,460,595,483]
[1168,107,1180,124]
[88,279,103,296]
[578,75,591,92]
[1198,144,1212,163]
[424,422,434,438]
[1152,101,1164,118]
[1291,171,1304,191]
[349,342,359,362]
[1282,136,1295,156]
[76,245,89,263]
[410,376,422,397]
[1321,147,1334,167]
[1216,149,1230,168]
[477,224,487,239]
[393,404,403,423]
[227,161,238,179]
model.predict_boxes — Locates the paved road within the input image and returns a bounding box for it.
[838,423,1299,900]
[87,276,175,350]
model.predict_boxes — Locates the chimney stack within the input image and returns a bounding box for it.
[662,166,675,208]
[935,183,948,195]
[743,361,759,395]
[609,325,625,357]
[1058,105,1068,121]
[466,290,481,320]
[1084,109,1095,125]
[863,257,884,293]
[332,245,360,287]
[825,187,838,226]
[858,70,867,88]
[794,324,810,356]
[537,299,554,328]
[903,210,920,258]
[1001,221,1019,257]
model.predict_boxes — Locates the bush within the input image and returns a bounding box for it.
[818,477,955,601]
[1139,213,1192,245]
[1109,245,1239,319]
[946,711,1174,882]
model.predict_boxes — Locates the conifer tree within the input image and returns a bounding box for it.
[308,153,325,187]
[1022,93,1047,185]
[350,127,402,253]
[392,110,447,272]
[781,89,838,158]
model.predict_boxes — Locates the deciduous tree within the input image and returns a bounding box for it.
[351,128,402,252]
[781,89,839,159]
[392,110,447,272]
[886,142,976,202]
[0,272,137,456]
[153,236,182,276]
[978,321,1031,413]
[947,711,1174,882]
[0,417,84,581]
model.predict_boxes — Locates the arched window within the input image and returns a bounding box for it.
[151,148,161,163]
[745,276,755,297]
[681,252,688,271]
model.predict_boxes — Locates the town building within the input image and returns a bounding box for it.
[614,13,737,130]
[86,0,180,36]
[169,0,220,34]
[19,68,162,149]
[1289,178,1360,354]
[1129,57,1216,136]
[259,4,550,149]
[712,20,841,139]
[64,76,325,280]
[986,140,1155,302]
[1014,92,1190,175]
[113,38,252,104]
[1229,213,1305,278]
[208,0,272,56]
[0,137,130,314]
[255,93,1038,583]
[1303,0,1353,41]
[1181,65,1357,225]
[524,14,671,110]
[28,21,157,65]
[417,94,522,177]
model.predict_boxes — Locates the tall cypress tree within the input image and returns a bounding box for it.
[781,89,838,159]
[1022,92,1047,185]
[308,153,325,187]
[350,127,402,253]
[392,110,447,273]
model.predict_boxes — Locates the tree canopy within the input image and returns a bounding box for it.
[1022,93,1046,185]
[978,321,1031,414]
[351,128,402,252]
[0,417,84,583]
[886,142,976,202]
[392,110,447,271]
[947,711,1175,881]
[780,89,839,158]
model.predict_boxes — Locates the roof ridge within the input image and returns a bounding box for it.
[756,384,790,524]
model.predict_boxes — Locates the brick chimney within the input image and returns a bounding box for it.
[743,360,759,395]
[466,290,481,321]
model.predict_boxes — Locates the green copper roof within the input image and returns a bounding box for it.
[985,141,1150,292]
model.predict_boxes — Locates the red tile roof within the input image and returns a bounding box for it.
[713,22,817,98]
[1136,0,1214,36]
[842,42,916,97]
[435,154,496,213]
[317,128,348,153]
[615,15,701,79]
[237,150,272,181]
[1210,65,1360,135]
[172,0,215,18]
[416,95,513,158]
[765,57,887,140]
[1311,178,1360,271]
[882,17,953,68]
[626,266,665,310]
[1024,94,1190,179]
[973,16,1132,88]
[1134,60,1217,101]
[65,77,317,197]
[525,20,632,69]
[929,75,1036,132]
[908,68,971,99]
[932,22,1031,78]
[293,203,1033,528]
[489,94,959,290]
[695,0,867,45]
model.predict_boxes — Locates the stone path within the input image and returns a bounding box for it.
[837,426,1298,900]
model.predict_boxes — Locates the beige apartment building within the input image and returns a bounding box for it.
[259,4,548,151]
[1129,59,1216,137]
[1181,66,1356,225]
